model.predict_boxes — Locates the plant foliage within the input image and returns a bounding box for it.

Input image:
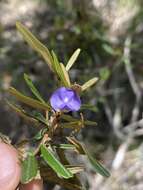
[6,22,110,190]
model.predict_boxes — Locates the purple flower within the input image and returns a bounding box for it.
[50,87,81,112]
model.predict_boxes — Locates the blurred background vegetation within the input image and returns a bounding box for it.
[0,0,143,189]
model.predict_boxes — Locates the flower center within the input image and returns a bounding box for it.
[64,97,69,103]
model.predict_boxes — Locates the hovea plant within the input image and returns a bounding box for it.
[5,22,110,190]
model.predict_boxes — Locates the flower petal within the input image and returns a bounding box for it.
[67,93,81,111]
[50,89,65,111]
[59,87,74,103]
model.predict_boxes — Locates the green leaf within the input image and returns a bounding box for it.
[65,165,84,174]
[24,73,45,103]
[80,104,98,113]
[66,137,85,154]
[32,111,49,126]
[6,100,39,126]
[16,22,71,87]
[84,120,97,126]
[33,128,48,141]
[66,49,81,71]
[21,153,38,184]
[40,165,84,190]
[61,119,96,128]
[41,144,73,179]
[7,100,49,127]
[8,87,50,111]
[67,137,110,177]
[51,51,70,87]
[86,151,110,178]
[16,22,53,71]
[56,148,83,188]
[61,114,78,122]
[81,77,99,91]
[60,63,71,86]
[61,121,81,129]
[56,144,76,150]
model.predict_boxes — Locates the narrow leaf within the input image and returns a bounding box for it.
[80,104,98,113]
[32,111,49,126]
[21,153,38,184]
[56,149,83,189]
[60,63,71,86]
[86,152,110,177]
[61,114,96,128]
[41,145,73,179]
[84,120,97,126]
[6,101,39,126]
[40,165,84,190]
[61,121,81,129]
[52,51,70,87]
[61,114,78,122]
[66,137,85,154]
[24,73,45,103]
[16,22,53,70]
[66,49,81,71]
[65,165,84,174]
[33,128,48,141]
[7,101,49,127]
[81,77,99,91]
[67,137,110,177]
[8,87,50,111]
[56,144,76,150]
